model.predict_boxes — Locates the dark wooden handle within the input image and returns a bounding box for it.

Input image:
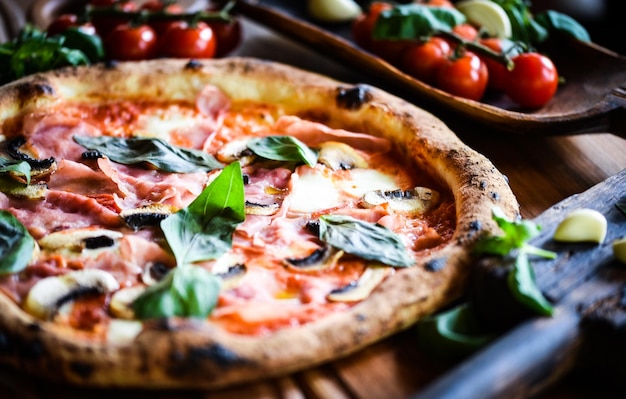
[412,308,582,399]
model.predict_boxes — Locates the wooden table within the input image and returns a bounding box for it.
[2,5,626,398]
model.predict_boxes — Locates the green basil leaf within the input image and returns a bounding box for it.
[0,156,31,185]
[0,210,36,275]
[74,135,223,173]
[318,214,414,267]
[132,265,221,319]
[507,252,554,316]
[416,303,495,359]
[58,27,105,63]
[616,195,626,217]
[247,136,317,167]
[474,207,541,255]
[161,161,245,266]
[535,10,591,42]
[373,4,466,40]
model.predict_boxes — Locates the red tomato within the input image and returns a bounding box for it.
[159,22,216,59]
[435,51,488,101]
[208,19,242,57]
[90,0,137,38]
[47,14,78,36]
[104,24,158,61]
[452,23,479,41]
[140,0,185,36]
[479,38,509,91]
[505,52,558,108]
[401,37,451,83]
[417,0,455,7]
[351,2,392,50]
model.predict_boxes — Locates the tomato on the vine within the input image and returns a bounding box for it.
[90,1,137,38]
[47,14,97,36]
[479,38,509,91]
[401,37,450,84]
[104,24,158,61]
[435,51,488,101]
[351,2,392,50]
[159,22,216,59]
[505,52,558,108]
[452,23,479,41]
[140,0,185,36]
[208,19,242,57]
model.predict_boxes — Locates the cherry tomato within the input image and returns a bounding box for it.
[208,19,242,57]
[90,0,137,38]
[105,24,158,61]
[159,22,216,59]
[417,0,455,7]
[140,0,185,36]
[47,14,78,36]
[351,2,392,50]
[401,37,451,83]
[479,38,509,91]
[505,52,558,108]
[452,23,479,41]
[435,51,488,101]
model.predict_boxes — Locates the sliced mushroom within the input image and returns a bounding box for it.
[284,245,344,272]
[141,261,172,286]
[361,187,440,214]
[38,228,123,253]
[24,269,120,320]
[120,204,175,230]
[216,264,247,291]
[317,141,368,171]
[326,265,391,302]
[216,138,256,166]
[6,136,57,181]
[0,176,47,200]
[245,200,280,216]
[109,285,147,319]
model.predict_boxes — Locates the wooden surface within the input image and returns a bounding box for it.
[2,1,626,397]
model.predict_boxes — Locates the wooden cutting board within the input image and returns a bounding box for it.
[416,168,626,399]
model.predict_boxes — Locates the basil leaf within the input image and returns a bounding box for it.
[535,10,591,42]
[247,136,318,167]
[318,214,415,267]
[58,27,105,63]
[0,156,31,185]
[0,211,36,275]
[416,303,495,359]
[132,265,221,319]
[616,195,626,217]
[161,161,245,266]
[474,207,541,255]
[373,4,466,40]
[74,135,223,173]
[507,252,554,316]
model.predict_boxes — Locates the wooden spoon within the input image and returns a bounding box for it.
[235,0,626,137]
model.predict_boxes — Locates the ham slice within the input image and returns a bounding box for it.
[270,115,392,153]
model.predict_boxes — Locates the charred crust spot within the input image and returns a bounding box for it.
[104,60,119,69]
[22,339,44,359]
[425,257,447,272]
[469,220,482,231]
[336,85,372,110]
[70,361,95,379]
[27,322,43,332]
[188,344,249,368]
[355,313,367,322]
[479,180,488,190]
[490,191,501,201]
[15,81,55,101]
[242,173,250,185]
[184,59,203,70]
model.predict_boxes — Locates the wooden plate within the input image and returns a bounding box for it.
[234,0,626,137]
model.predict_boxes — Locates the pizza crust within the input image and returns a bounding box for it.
[0,58,518,388]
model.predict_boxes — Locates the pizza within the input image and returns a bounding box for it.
[0,57,518,389]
